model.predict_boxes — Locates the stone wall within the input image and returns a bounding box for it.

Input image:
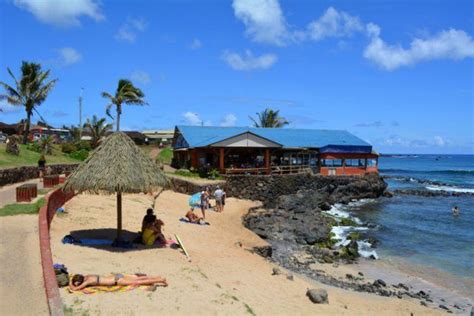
[0,164,78,187]
[224,173,386,206]
[168,176,226,195]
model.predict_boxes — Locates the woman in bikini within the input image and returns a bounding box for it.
[69,273,168,291]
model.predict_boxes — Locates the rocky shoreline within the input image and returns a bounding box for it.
[243,174,471,314]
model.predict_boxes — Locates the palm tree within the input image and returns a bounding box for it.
[84,115,113,148]
[250,108,289,128]
[0,62,57,144]
[101,79,146,131]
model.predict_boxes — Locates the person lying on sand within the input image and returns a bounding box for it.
[185,209,206,225]
[69,273,168,291]
[142,219,166,246]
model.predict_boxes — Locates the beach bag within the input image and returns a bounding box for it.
[54,264,69,287]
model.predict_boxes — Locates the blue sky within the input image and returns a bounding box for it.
[0,0,473,154]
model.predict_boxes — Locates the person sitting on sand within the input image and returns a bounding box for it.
[142,219,166,246]
[69,273,168,291]
[452,206,460,216]
[141,208,157,232]
[185,209,205,225]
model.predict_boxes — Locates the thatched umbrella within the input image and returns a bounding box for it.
[63,132,168,245]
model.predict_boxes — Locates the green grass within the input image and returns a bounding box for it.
[0,144,81,169]
[0,197,46,217]
[156,147,173,165]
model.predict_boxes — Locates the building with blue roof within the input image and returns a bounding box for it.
[172,126,379,176]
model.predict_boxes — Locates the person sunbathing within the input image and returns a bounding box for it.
[69,273,168,291]
[185,209,205,224]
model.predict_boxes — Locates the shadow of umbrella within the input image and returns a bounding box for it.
[64,228,178,253]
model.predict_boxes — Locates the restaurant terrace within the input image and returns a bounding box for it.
[172,125,379,176]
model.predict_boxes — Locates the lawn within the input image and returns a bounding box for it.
[0,197,46,217]
[157,147,173,165]
[0,144,81,169]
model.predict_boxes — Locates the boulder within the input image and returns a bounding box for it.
[306,288,328,304]
[253,246,272,258]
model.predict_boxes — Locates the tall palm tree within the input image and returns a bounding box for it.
[84,115,113,148]
[0,62,57,144]
[250,108,289,128]
[101,79,146,131]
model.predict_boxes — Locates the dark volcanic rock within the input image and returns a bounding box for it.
[253,246,272,258]
[307,289,328,304]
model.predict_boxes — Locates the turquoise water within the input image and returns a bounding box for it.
[353,155,474,280]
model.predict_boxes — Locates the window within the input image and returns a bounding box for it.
[345,159,366,167]
[321,159,343,167]
[367,159,378,167]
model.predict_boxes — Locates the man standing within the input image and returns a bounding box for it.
[214,186,224,212]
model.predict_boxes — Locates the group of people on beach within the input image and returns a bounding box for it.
[69,185,227,291]
[185,185,226,224]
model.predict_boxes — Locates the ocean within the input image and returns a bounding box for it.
[332,155,474,282]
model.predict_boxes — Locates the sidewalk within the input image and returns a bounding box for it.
[0,178,44,208]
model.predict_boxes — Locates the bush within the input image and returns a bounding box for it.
[5,135,20,156]
[26,141,42,153]
[74,140,92,151]
[69,149,89,161]
[208,168,220,179]
[61,142,77,154]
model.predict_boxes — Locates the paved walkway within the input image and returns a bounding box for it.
[0,179,50,315]
[0,214,49,315]
[0,178,44,208]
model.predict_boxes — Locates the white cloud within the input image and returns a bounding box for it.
[364,27,474,70]
[183,112,211,126]
[13,0,104,27]
[57,47,82,66]
[190,38,202,50]
[115,17,147,43]
[221,50,277,71]
[232,0,289,46]
[0,102,22,113]
[130,70,151,85]
[307,7,364,41]
[220,114,237,127]
[434,136,446,147]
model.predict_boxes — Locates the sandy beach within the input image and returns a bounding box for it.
[49,190,442,315]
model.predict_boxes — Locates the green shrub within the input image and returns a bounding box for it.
[208,168,220,179]
[69,149,89,161]
[61,142,77,154]
[26,141,42,153]
[74,140,92,151]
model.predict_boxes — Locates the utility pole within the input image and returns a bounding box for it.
[79,88,83,140]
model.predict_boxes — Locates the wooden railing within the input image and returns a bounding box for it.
[225,165,313,175]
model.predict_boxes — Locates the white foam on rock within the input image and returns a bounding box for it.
[324,203,379,259]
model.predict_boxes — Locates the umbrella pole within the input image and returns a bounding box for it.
[117,191,122,242]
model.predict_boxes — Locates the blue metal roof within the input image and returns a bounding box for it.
[175,125,372,153]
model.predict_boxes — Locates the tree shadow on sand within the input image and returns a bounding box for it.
[65,228,178,253]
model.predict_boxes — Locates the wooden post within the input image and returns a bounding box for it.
[264,148,270,174]
[219,148,225,173]
[117,192,122,242]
